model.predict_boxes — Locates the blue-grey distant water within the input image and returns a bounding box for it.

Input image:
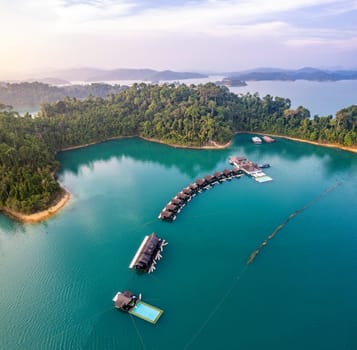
[229,80,357,117]
[73,77,357,118]
[1,135,357,349]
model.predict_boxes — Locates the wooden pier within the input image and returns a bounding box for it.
[158,168,243,222]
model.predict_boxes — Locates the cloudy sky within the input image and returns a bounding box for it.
[1,0,357,78]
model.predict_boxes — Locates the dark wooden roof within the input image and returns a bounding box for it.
[166,204,178,211]
[183,188,193,195]
[161,210,174,218]
[189,183,198,190]
[177,192,189,199]
[196,179,205,186]
[115,293,132,309]
[171,198,182,205]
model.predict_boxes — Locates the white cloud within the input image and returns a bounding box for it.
[0,0,356,74]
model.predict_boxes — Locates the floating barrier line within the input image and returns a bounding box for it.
[247,182,342,265]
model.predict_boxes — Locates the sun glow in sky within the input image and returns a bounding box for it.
[1,0,357,78]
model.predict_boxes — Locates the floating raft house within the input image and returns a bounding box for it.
[129,233,167,273]
[158,167,243,221]
[229,156,273,183]
[113,291,163,324]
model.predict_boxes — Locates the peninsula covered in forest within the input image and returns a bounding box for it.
[224,67,357,82]
[0,82,126,109]
[0,83,356,221]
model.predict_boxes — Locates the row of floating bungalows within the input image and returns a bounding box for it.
[158,168,243,221]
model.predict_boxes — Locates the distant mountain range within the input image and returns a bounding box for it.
[48,68,207,82]
[225,67,357,81]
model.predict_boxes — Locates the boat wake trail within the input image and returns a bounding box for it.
[246,182,342,265]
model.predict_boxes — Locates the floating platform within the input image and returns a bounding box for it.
[229,156,273,183]
[113,291,164,324]
[129,301,164,324]
[254,175,273,183]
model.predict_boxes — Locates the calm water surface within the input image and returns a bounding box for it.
[0,135,357,349]
[230,80,357,117]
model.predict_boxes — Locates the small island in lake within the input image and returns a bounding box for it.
[0,83,356,222]
[217,78,247,87]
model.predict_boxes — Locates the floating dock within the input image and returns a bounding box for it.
[129,301,164,324]
[158,167,243,222]
[229,156,273,183]
[113,291,164,324]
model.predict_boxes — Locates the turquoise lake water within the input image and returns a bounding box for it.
[0,135,357,349]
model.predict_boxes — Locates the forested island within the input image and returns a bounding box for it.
[225,67,357,82]
[0,82,126,109]
[0,83,356,220]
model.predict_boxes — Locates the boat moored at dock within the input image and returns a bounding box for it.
[252,136,262,144]
[262,135,276,143]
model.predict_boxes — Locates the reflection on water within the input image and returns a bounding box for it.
[57,135,357,181]
[57,137,232,178]
[1,133,357,350]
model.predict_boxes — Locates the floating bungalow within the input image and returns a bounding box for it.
[195,178,206,189]
[166,204,179,213]
[177,192,190,201]
[113,291,164,324]
[158,167,243,222]
[189,183,199,192]
[170,198,183,206]
[159,210,176,221]
[183,187,194,196]
[129,233,167,273]
[204,174,214,185]
[223,169,233,179]
[213,171,224,181]
[113,290,138,311]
